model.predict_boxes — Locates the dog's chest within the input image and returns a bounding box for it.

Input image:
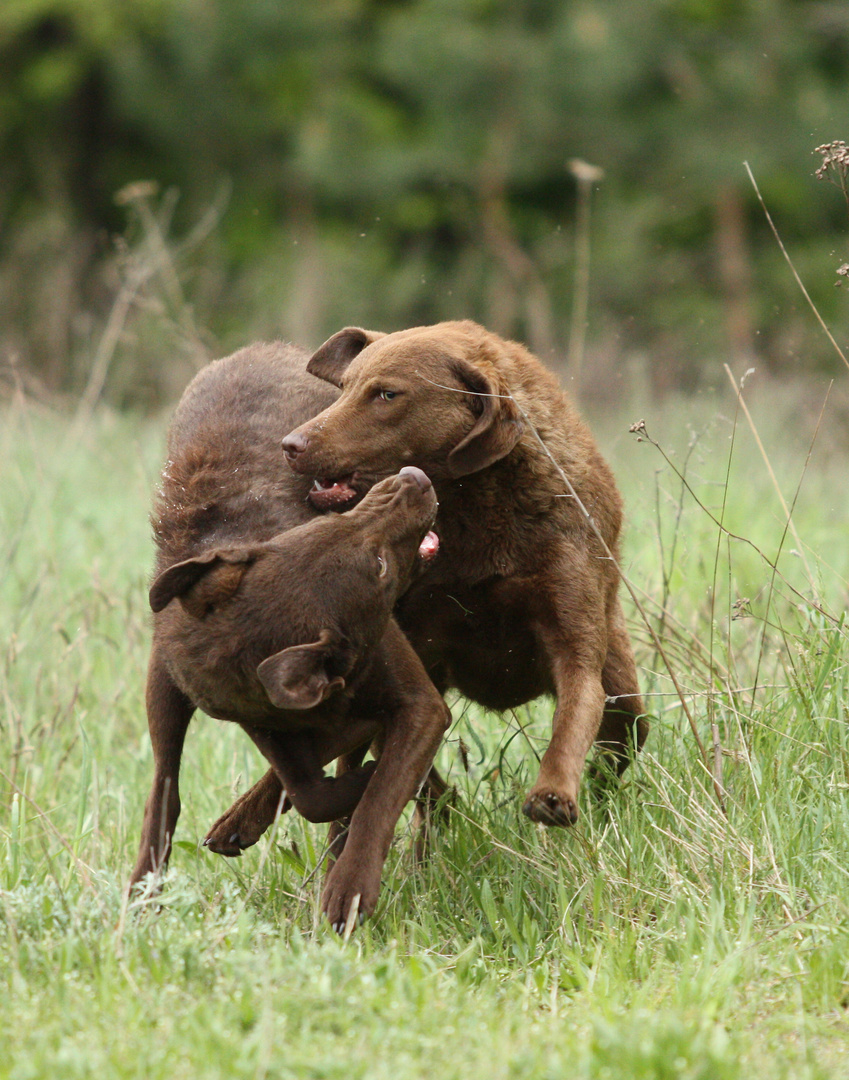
[397,576,553,709]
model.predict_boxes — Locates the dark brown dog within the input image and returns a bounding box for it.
[130,342,449,930]
[220,321,647,838]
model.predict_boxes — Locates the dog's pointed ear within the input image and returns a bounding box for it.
[307,327,386,387]
[149,549,257,617]
[256,629,356,711]
[446,359,524,477]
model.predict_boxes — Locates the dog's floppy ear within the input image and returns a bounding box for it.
[149,549,256,617]
[446,359,524,477]
[256,629,356,711]
[307,327,386,387]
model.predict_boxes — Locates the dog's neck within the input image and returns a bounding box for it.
[426,440,559,581]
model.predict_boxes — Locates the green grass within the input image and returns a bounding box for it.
[1,382,848,1079]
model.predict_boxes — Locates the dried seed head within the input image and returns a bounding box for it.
[814,141,849,180]
[568,159,605,184]
[732,597,752,620]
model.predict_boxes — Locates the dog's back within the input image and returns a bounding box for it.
[153,342,338,568]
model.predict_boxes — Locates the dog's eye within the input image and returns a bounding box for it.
[377,389,398,401]
[377,555,388,577]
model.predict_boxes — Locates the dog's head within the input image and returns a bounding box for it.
[282,321,524,510]
[150,468,438,712]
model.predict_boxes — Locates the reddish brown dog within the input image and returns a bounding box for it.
[219,320,647,839]
[129,342,449,931]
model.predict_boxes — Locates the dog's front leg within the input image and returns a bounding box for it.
[321,625,451,932]
[593,595,649,780]
[129,648,194,889]
[203,769,287,856]
[241,726,378,825]
[203,720,377,855]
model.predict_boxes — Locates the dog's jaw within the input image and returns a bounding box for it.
[309,476,360,509]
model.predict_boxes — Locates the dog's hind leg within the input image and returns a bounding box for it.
[326,745,370,864]
[411,764,452,863]
[521,556,612,827]
[593,597,649,780]
[130,649,194,889]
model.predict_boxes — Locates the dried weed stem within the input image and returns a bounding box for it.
[744,161,849,374]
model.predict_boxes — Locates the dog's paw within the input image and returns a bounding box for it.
[204,792,290,856]
[202,830,247,857]
[522,789,579,826]
[321,856,381,936]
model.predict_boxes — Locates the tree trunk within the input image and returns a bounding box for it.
[715,185,755,363]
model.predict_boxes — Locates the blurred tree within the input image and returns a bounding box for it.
[0,0,847,403]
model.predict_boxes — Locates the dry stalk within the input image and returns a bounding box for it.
[631,420,840,629]
[744,161,849,375]
[567,159,604,393]
[65,183,223,452]
[0,764,102,903]
[723,364,817,586]
[740,376,833,708]
[706,373,746,803]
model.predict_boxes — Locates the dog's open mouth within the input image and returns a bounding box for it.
[309,477,360,509]
[309,475,440,563]
[419,530,439,561]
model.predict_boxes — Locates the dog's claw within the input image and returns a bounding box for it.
[330,895,367,937]
[202,831,244,857]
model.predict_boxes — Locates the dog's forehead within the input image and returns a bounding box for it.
[349,331,464,384]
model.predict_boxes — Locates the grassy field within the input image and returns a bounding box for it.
[1,374,848,1079]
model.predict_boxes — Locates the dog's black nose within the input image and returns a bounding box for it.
[399,466,432,491]
[282,431,308,459]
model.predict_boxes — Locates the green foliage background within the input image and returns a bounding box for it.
[2,0,848,403]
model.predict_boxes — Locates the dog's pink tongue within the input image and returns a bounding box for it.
[418,530,439,560]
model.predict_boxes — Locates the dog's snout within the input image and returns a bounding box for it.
[398,466,432,491]
[282,431,308,460]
